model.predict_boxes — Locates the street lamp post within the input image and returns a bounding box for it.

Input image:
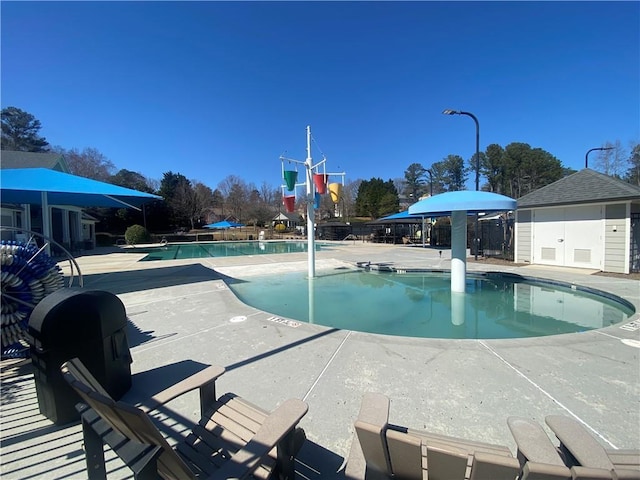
[443,109,480,191]
[443,109,481,259]
[585,146,614,169]
[426,168,433,196]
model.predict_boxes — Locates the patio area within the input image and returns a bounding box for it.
[1,242,639,479]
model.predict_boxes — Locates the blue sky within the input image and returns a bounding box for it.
[2,1,638,192]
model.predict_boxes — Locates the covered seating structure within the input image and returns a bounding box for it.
[368,211,428,245]
[61,357,308,480]
[203,220,246,240]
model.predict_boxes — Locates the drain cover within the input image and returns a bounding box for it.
[621,339,640,348]
[229,316,247,323]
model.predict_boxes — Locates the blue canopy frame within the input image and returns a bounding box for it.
[1,168,162,253]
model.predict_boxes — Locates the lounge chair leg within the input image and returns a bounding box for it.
[276,428,306,480]
[199,382,217,417]
[82,414,107,480]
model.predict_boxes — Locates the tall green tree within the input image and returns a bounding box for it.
[159,171,194,229]
[1,106,50,152]
[468,151,486,190]
[110,169,154,193]
[355,178,399,218]
[482,144,506,193]
[625,142,640,186]
[403,163,427,200]
[503,142,563,197]
[441,155,467,191]
[426,162,447,195]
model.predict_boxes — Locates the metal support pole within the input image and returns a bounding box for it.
[451,210,467,293]
[305,125,315,278]
[443,109,480,260]
[467,112,481,261]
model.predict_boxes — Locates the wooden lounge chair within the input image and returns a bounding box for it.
[545,415,640,479]
[345,392,521,480]
[508,416,640,480]
[61,358,308,480]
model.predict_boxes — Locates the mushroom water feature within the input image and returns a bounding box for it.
[409,190,517,293]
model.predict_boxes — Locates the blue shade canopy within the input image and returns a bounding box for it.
[204,220,245,229]
[408,191,516,216]
[373,210,424,223]
[0,168,161,208]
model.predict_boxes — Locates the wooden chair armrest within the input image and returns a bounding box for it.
[545,416,614,470]
[359,392,391,426]
[521,461,572,480]
[207,398,308,480]
[140,365,225,414]
[508,416,566,466]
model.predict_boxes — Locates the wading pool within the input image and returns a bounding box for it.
[227,268,635,340]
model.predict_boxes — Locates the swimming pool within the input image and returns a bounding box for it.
[227,268,635,339]
[137,241,328,261]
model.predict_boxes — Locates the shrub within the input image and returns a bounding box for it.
[274,223,287,233]
[124,224,151,245]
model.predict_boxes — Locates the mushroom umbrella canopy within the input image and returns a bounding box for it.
[409,191,516,293]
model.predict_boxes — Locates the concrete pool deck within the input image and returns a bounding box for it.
[1,241,639,479]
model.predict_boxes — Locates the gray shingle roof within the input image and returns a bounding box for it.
[0,150,69,172]
[517,168,640,208]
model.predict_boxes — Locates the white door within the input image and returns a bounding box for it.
[563,205,602,269]
[533,206,603,269]
[533,208,566,266]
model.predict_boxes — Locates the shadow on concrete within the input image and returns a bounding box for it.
[78,263,224,295]
[225,327,341,372]
[296,439,346,478]
[124,359,213,402]
[126,318,166,348]
[0,337,349,478]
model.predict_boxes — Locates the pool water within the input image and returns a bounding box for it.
[227,269,635,339]
[138,241,326,261]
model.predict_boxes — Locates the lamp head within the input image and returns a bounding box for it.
[442,109,460,115]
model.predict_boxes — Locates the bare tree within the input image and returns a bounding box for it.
[192,181,217,227]
[217,175,251,221]
[56,146,115,181]
[594,140,627,177]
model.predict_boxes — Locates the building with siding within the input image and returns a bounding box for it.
[515,169,640,273]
